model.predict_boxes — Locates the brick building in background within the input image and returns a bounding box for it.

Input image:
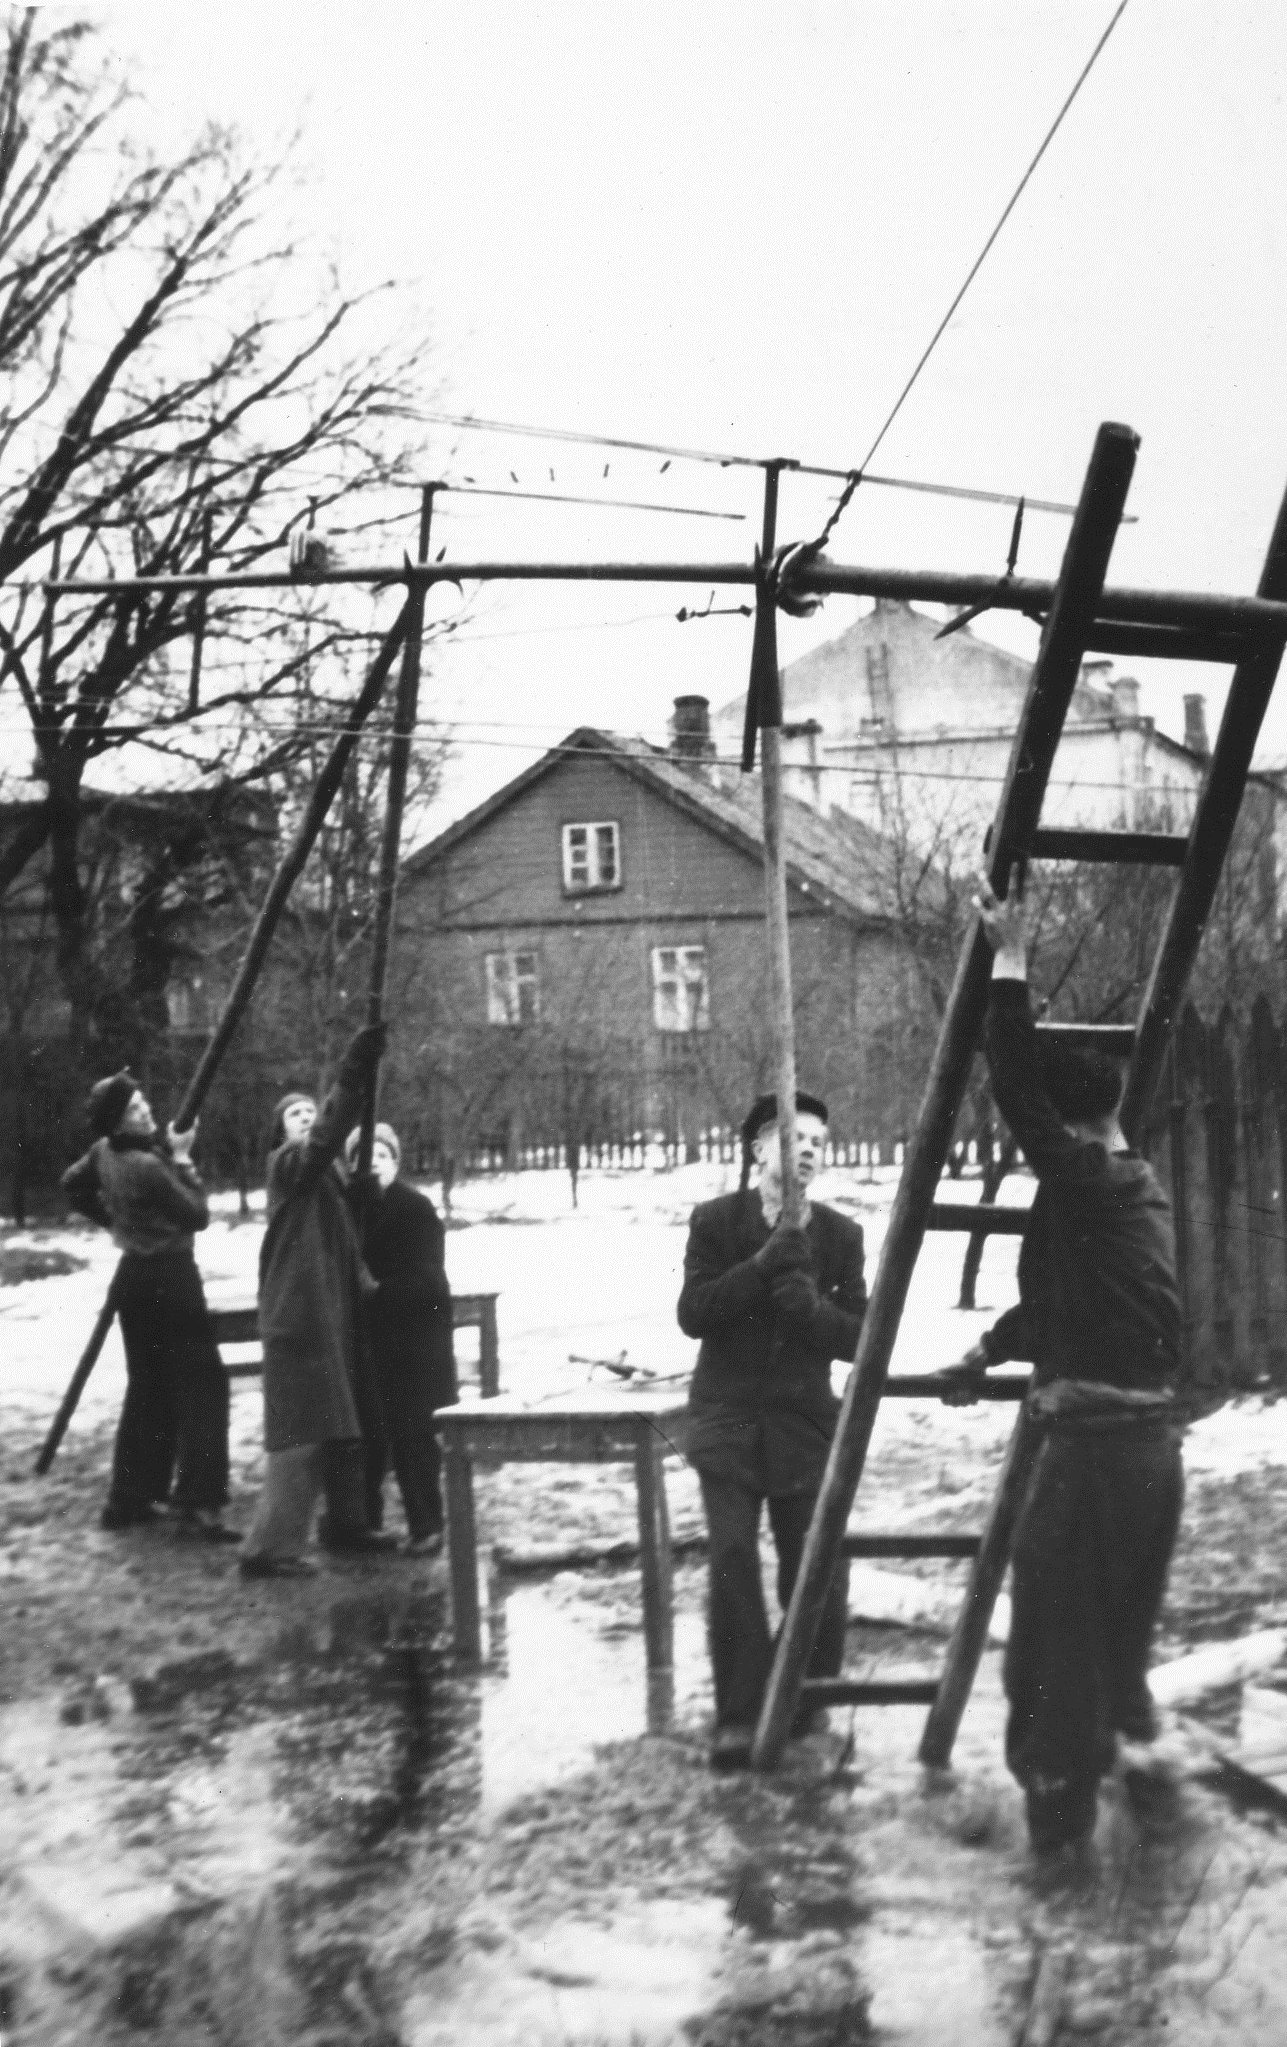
[391,707,948,1173]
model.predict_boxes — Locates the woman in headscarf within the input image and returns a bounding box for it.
[62,1072,233,1539]
[239,1022,392,1578]
[345,1119,456,1554]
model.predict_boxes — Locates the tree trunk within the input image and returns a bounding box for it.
[958,1128,1018,1310]
[43,766,97,1046]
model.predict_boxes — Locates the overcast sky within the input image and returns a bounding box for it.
[97,0,1287,828]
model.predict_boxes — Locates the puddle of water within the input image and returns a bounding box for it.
[863,1921,1005,2045]
[480,1582,707,1810]
[404,1895,729,2047]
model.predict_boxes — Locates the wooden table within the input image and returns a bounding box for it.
[435,1389,690,1669]
[211,1292,501,1395]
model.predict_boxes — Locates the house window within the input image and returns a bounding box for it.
[562,820,621,892]
[652,945,709,1032]
[485,950,540,1026]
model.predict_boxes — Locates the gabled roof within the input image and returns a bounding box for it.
[404,727,922,925]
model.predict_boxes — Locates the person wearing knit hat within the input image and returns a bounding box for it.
[677,1088,866,1770]
[240,1024,394,1578]
[62,1075,234,1539]
[344,1120,455,1554]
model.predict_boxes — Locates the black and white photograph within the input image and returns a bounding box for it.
[4,3,1287,2040]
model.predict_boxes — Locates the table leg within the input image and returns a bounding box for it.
[479,1298,500,1397]
[634,1424,673,1670]
[444,1444,482,1663]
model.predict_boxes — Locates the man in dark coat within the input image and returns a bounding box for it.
[678,1089,866,1768]
[62,1073,234,1540]
[345,1120,456,1554]
[240,1023,393,1578]
[938,876,1184,1854]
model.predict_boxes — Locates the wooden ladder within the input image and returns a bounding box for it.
[752,420,1287,1770]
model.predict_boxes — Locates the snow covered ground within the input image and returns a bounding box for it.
[7,1156,1287,1478]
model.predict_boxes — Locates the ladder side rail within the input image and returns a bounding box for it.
[752,420,1141,1770]
[1121,481,1287,1143]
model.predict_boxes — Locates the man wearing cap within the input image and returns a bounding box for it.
[937,876,1184,1857]
[345,1120,456,1554]
[678,1089,866,1768]
[62,1073,233,1538]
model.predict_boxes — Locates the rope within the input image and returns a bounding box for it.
[822,0,1133,554]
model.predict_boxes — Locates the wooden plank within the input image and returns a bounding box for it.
[753,420,1141,1772]
[435,1408,688,1465]
[1121,477,1287,1141]
[801,1677,941,1707]
[925,1203,1029,1235]
[882,1372,1030,1401]
[1035,1022,1136,1053]
[918,1401,1045,1765]
[842,1533,980,1559]
[1030,826,1187,866]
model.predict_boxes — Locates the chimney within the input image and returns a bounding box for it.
[1183,693,1211,760]
[1112,675,1141,720]
[670,694,714,764]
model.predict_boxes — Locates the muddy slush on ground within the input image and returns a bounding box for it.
[7,1171,1287,2044]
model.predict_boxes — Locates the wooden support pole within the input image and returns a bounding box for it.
[1120,478,1287,1142]
[172,600,411,1133]
[751,421,1141,1771]
[750,463,804,1225]
[187,509,212,712]
[35,603,410,1470]
[353,486,436,1192]
[634,1423,674,1669]
[444,1445,483,1662]
[33,1272,121,1475]
[918,1403,1044,1765]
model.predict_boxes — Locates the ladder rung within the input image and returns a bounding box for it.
[1080,620,1255,664]
[802,1677,941,1708]
[1029,826,1188,866]
[926,1202,1029,1234]
[843,1532,980,1559]
[1035,1021,1136,1054]
[883,1372,1031,1401]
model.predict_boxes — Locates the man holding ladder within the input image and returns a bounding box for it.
[941,877,1185,1855]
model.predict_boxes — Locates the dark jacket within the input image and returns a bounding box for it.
[258,1050,369,1453]
[62,1135,209,1255]
[982,980,1181,1392]
[350,1177,456,1410]
[678,1190,866,1486]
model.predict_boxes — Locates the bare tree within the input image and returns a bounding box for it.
[0,8,429,1041]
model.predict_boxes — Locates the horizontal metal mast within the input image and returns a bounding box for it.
[28,559,1287,642]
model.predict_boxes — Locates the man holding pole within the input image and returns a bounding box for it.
[678,1091,866,1769]
[938,876,1184,1855]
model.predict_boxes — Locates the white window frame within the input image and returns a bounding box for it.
[562,820,621,892]
[485,949,540,1027]
[651,944,710,1033]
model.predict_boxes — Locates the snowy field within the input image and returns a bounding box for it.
[6,1156,1287,1482]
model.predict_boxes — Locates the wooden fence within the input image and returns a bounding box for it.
[1146,995,1287,1389]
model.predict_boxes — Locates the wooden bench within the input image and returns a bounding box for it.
[211,1290,501,1396]
[435,1390,690,1671]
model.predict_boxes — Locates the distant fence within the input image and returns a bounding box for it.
[440,1129,911,1176]
[1147,996,1287,1390]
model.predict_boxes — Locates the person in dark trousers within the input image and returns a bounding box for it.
[240,1024,396,1578]
[678,1090,866,1769]
[345,1120,456,1554]
[62,1073,234,1541]
[938,875,1184,1856]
